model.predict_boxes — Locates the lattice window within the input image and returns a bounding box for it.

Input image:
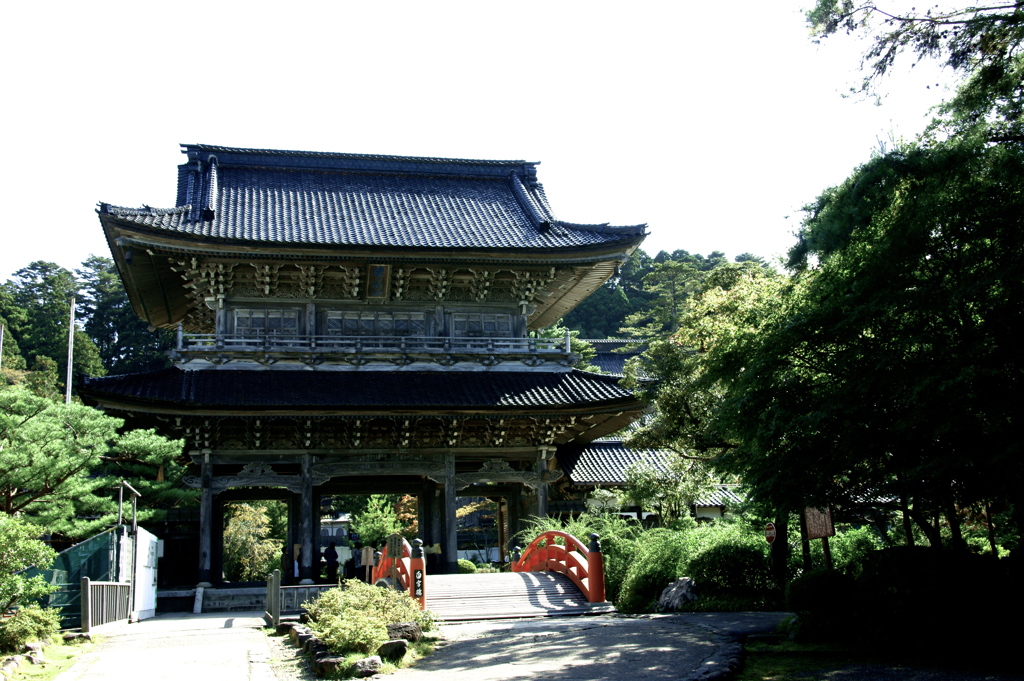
[452,313,512,337]
[325,311,426,336]
[234,308,300,336]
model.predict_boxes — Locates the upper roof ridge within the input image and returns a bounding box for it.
[181,143,542,185]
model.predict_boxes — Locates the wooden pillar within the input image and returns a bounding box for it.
[212,497,225,584]
[299,454,314,584]
[536,451,549,518]
[197,452,213,586]
[419,480,435,545]
[443,451,458,574]
[313,489,322,580]
[496,498,507,563]
[428,484,442,573]
[507,484,521,553]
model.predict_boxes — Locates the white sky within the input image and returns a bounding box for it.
[0,1,953,281]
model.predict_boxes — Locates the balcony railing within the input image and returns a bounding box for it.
[172,330,573,367]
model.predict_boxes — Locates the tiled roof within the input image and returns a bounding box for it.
[98,144,645,250]
[560,440,669,485]
[694,486,746,507]
[559,440,745,507]
[587,340,645,377]
[79,368,637,411]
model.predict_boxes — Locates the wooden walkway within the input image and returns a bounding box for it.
[425,572,614,621]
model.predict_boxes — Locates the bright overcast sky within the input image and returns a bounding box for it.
[0,1,952,281]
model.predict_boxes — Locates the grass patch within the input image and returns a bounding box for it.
[738,638,1017,680]
[5,638,96,681]
[737,641,877,681]
[326,634,440,679]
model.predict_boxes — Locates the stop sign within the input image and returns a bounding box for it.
[765,522,777,544]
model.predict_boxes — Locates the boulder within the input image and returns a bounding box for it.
[386,621,422,642]
[275,622,293,636]
[22,643,42,654]
[377,639,408,661]
[62,632,92,643]
[288,625,309,645]
[656,577,699,612]
[312,655,346,677]
[351,655,382,678]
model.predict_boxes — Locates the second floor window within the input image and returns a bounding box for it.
[452,313,512,337]
[235,308,300,336]
[325,311,427,336]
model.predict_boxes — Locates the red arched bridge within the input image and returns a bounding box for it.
[265,531,612,624]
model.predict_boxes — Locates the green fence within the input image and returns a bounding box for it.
[24,526,129,629]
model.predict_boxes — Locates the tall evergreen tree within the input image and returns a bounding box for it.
[76,256,173,375]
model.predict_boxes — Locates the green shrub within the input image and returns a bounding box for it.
[617,529,687,613]
[688,542,771,597]
[784,569,857,640]
[457,559,477,574]
[0,604,61,652]
[303,579,433,655]
[808,526,883,577]
[315,611,389,655]
[0,517,57,612]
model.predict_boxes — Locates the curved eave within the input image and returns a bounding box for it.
[100,215,644,330]
[100,213,646,261]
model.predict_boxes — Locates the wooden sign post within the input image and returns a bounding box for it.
[804,506,835,570]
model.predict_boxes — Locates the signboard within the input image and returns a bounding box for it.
[765,522,777,544]
[386,534,404,559]
[804,507,835,540]
[413,569,424,598]
[361,547,376,566]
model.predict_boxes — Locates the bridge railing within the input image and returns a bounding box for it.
[80,577,131,633]
[512,531,606,603]
[263,569,335,628]
[372,536,426,610]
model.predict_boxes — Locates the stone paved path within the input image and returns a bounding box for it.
[54,612,274,681]
[393,613,790,681]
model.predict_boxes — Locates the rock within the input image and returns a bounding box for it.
[275,622,293,636]
[62,632,92,643]
[302,635,322,653]
[1,656,24,671]
[299,612,311,624]
[386,621,422,642]
[25,653,45,665]
[22,642,42,654]
[312,655,346,677]
[656,577,699,612]
[377,639,408,661]
[350,655,382,678]
[288,625,309,645]
[296,633,314,649]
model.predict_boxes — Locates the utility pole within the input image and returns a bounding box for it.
[65,296,75,404]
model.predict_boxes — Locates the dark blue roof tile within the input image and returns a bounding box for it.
[80,368,637,411]
[98,144,646,250]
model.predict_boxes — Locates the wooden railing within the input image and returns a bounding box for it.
[80,577,131,633]
[173,332,572,365]
[263,569,335,628]
[372,536,426,610]
[512,531,606,603]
